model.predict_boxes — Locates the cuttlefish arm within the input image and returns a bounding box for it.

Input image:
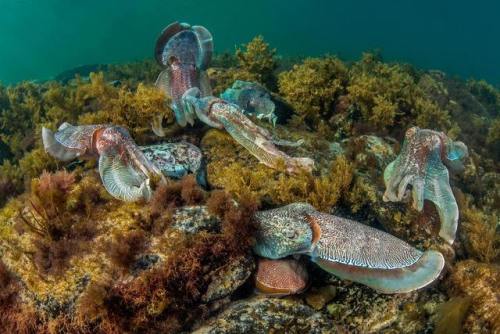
[98,153,152,202]
[42,123,161,202]
[42,123,104,161]
[306,212,445,294]
[182,88,314,174]
[153,22,213,129]
[383,127,467,244]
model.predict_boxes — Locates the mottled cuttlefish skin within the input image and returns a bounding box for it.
[42,123,164,202]
[154,21,213,129]
[253,203,445,294]
[182,87,314,174]
[383,127,468,244]
[254,257,309,296]
[140,142,207,186]
[221,80,278,126]
[253,203,316,259]
[306,211,444,294]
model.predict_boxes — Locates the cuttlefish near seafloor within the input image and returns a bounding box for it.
[42,123,206,201]
[153,22,314,174]
[383,127,468,244]
[253,203,445,294]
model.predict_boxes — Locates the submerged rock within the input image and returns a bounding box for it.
[193,296,335,333]
[202,255,255,302]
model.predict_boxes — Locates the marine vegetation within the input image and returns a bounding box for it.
[0,20,499,334]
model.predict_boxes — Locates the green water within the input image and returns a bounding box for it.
[0,0,499,85]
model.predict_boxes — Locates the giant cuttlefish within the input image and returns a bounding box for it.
[221,80,278,126]
[153,22,314,174]
[42,124,208,201]
[383,127,468,244]
[253,203,445,294]
[42,123,164,202]
[154,21,213,128]
[182,88,314,173]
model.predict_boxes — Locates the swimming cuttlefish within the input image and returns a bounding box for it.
[42,123,206,201]
[253,203,445,294]
[153,21,213,129]
[221,80,278,126]
[383,127,468,244]
[153,22,314,174]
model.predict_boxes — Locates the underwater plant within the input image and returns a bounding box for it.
[278,57,348,127]
[235,35,278,88]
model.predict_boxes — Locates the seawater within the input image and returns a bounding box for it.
[0,0,499,85]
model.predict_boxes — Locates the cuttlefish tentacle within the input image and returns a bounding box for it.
[253,203,445,294]
[306,212,444,294]
[183,88,314,174]
[42,123,163,202]
[383,127,468,244]
[154,22,213,129]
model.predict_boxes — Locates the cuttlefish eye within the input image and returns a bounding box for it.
[285,229,298,239]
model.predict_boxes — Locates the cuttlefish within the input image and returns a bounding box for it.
[383,127,468,244]
[154,21,213,128]
[221,80,278,126]
[42,123,164,202]
[253,203,445,294]
[182,88,314,173]
[140,142,207,187]
[153,22,314,174]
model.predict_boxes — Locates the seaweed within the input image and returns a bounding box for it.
[347,53,451,134]
[70,189,257,333]
[16,171,98,276]
[106,230,147,271]
[235,36,278,89]
[447,260,500,333]
[278,57,348,127]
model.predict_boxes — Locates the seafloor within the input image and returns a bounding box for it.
[0,37,498,333]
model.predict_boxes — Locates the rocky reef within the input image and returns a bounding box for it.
[0,36,499,333]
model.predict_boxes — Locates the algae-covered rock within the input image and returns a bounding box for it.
[448,260,500,333]
[202,254,255,303]
[172,205,220,234]
[193,296,335,333]
[305,285,337,310]
[433,296,472,334]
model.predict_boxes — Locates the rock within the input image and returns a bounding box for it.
[172,205,220,234]
[202,255,255,303]
[193,296,335,333]
[305,285,337,310]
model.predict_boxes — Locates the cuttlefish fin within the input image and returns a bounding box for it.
[192,25,213,70]
[155,69,188,128]
[313,250,444,294]
[199,70,212,97]
[307,213,444,293]
[58,122,72,131]
[42,127,81,162]
[423,160,458,244]
[154,21,190,66]
[98,154,152,202]
[155,69,172,96]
